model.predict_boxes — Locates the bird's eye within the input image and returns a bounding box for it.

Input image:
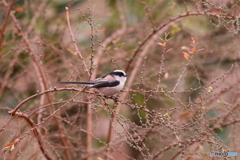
[113,72,124,77]
[119,73,124,77]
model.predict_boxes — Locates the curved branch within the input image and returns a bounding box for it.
[13,112,52,160]
[125,11,236,72]
[9,87,85,115]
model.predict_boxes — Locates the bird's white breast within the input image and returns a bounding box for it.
[97,75,126,96]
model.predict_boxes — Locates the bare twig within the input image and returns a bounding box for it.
[142,1,156,30]
[27,0,48,32]
[9,87,91,115]
[65,7,90,76]
[13,112,53,160]
[119,15,177,117]
[92,2,127,79]
[125,11,237,72]
[0,0,16,59]
[0,51,21,97]
[5,9,72,158]
[103,0,127,145]
[28,100,91,116]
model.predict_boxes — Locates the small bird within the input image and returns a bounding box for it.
[60,70,127,96]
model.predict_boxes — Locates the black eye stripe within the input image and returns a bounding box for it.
[111,72,126,77]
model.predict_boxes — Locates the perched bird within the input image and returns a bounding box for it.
[60,70,127,96]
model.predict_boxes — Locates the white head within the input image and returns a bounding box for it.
[97,70,127,96]
[109,70,127,91]
[111,70,127,85]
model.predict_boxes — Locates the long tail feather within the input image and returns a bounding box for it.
[60,81,95,86]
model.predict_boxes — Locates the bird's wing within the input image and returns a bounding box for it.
[102,74,116,81]
[91,79,120,88]
[60,74,119,88]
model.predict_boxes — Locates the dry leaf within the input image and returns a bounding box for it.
[158,37,164,41]
[4,142,15,147]
[15,7,24,12]
[181,46,190,51]
[191,47,196,53]
[183,53,189,60]
[67,49,77,55]
[10,144,15,152]
[165,48,172,53]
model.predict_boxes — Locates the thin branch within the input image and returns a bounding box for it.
[28,100,91,116]
[65,7,90,76]
[0,51,21,97]
[87,0,127,146]
[142,1,156,30]
[7,7,76,159]
[99,0,128,146]
[119,16,176,115]
[9,87,89,115]
[13,112,53,160]
[0,0,16,60]
[91,0,127,79]
[171,56,192,92]
[125,11,237,72]
[27,0,48,32]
